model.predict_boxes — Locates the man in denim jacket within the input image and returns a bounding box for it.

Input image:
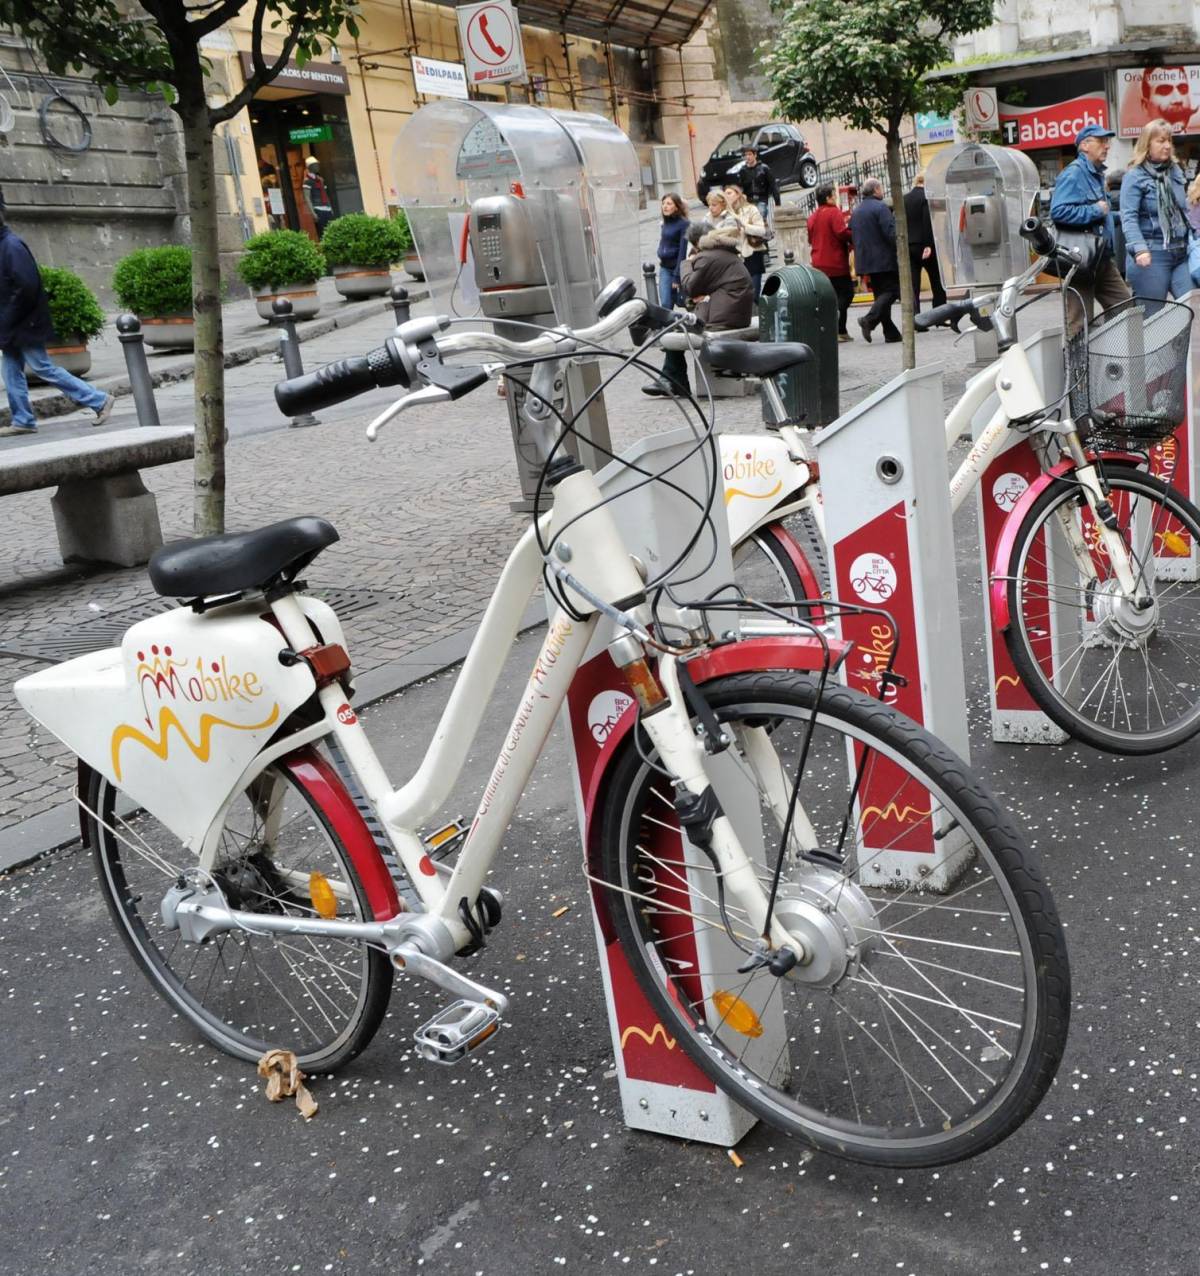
[1050,124,1132,333]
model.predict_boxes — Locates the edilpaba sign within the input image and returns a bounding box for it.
[998,93,1109,150]
[411,55,469,100]
[456,0,527,86]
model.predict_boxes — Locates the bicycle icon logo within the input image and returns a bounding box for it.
[991,471,1029,513]
[848,552,897,604]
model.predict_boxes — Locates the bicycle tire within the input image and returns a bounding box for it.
[86,757,393,1072]
[732,512,828,617]
[598,672,1070,1167]
[1004,463,1200,754]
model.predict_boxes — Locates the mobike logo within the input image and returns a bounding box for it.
[999,95,1109,151]
[722,447,782,505]
[336,703,357,725]
[848,552,897,604]
[991,471,1029,512]
[587,689,634,747]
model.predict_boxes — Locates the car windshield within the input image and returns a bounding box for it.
[716,128,757,157]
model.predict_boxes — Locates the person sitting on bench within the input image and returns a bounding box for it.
[643,221,754,398]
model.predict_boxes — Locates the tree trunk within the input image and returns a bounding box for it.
[177,88,226,536]
[886,130,916,372]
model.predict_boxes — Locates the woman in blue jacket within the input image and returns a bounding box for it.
[655,194,690,309]
[1120,119,1191,316]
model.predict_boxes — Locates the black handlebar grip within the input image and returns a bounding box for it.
[913,301,968,332]
[275,356,377,415]
[1020,217,1057,257]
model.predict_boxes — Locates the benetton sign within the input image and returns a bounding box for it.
[239,53,350,96]
[998,93,1109,150]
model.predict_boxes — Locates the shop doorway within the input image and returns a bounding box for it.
[250,94,363,239]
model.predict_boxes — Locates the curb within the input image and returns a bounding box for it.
[0,596,545,877]
[7,287,431,428]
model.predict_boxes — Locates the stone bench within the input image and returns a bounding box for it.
[0,426,195,567]
[661,320,759,397]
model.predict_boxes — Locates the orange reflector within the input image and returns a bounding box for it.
[427,823,461,849]
[309,871,338,919]
[1161,530,1190,555]
[711,989,764,1038]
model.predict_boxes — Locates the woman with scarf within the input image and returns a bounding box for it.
[1120,119,1191,315]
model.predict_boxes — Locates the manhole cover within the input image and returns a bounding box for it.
[0,586,396,664]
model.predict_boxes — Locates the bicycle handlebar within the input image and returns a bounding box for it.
[274,339,412,416]
[913,299,979,333]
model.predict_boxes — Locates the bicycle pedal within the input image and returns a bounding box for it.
[424,818,468,859]
[414,999,501,1065]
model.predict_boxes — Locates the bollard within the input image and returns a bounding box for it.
[783,248,795,265]
[115,314,161,428]
[641,260,657,304]
[389,283,411,327]
[273,298,319,429]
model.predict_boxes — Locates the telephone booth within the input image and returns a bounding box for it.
[393,102,641,507]
[925,143,1041,287]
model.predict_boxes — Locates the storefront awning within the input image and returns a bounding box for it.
[421,0,713,49]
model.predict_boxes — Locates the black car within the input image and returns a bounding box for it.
[696,122,819,202]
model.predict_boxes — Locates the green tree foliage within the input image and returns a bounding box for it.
[320,213,410,268]
[237,229,326,289]
[763,0,995,367]
[113,245,194,317]
[0,0,361,534]
[41,267,106,342]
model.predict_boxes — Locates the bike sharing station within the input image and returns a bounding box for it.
[394,100,640,511]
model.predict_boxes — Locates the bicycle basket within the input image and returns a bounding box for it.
[1067,299,1192,449]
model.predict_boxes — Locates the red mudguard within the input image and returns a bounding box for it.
[989,455,1140,631]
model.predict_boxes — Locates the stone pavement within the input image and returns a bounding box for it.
[0,275,1057,843]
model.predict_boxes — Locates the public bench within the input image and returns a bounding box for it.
[660,319,759,397]
[0,426,195,568]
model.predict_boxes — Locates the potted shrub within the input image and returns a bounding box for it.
[112,245,194,350]
[321,212,409,300]
[28,266,105,381]
[237,229,325,322]
[391,207,423,281]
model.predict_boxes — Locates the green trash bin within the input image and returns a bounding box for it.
[758,265,839,428]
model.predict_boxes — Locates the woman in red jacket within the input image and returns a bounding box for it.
[807,184,855,342]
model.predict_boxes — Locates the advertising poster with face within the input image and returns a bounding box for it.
[1118,66,1200,138]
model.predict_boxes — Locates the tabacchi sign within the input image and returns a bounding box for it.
[998,94,1110,150]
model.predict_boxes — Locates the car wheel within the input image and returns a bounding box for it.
[697,181,709,202]
[798,159,819,188]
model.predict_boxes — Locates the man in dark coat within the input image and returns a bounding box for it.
[740,147,781,223]
[849,177,902,343]
[0,206,113,436]
[903,172,956,328]
[643,223,754,396]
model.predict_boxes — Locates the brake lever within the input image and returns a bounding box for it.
[366,384,452,441]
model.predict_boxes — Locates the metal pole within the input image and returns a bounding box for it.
[115,314,161,428]
[273,298,320,428]
[642,261,657,303]
[390,283,411,327]
[783,249,795,265]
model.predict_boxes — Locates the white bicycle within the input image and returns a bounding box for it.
[727,218,1200,754]
[14,281,1069,1167]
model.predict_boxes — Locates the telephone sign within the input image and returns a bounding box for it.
[456,1,528,85]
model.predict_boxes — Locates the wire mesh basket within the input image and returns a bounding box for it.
[1066,299,1192,449]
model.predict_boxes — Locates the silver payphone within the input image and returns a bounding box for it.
[395,102,641,509]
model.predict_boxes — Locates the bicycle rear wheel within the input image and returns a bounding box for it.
[1004,464,1200,753]
[599,673,1069,1167]
[86,754,393,1071]
[732,512,828,616]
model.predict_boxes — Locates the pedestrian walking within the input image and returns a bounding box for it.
[1049,123,1132,333]
[903,172,956,329]
[1187,171,1200,235]
[849,177,901,344]
[702,190,740,238]
[0,204,113,437]
[1120,118,1192,316]
[655,193,690,309]
[739,146,781,225]
[723,182,769,299]
[642,222,753,398]
[303,157,334,237]
[806,184,855,341]
[1106,169,1128,277]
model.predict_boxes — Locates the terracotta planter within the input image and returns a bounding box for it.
[332,265,394,300]
[253,282,321,323]
[27,342,92,384]
[141,316,195,351]
[402,252,425,282]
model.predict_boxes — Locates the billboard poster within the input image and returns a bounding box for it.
[1117,66,1200,138]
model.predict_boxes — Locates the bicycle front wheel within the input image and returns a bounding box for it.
[1004,464,1200,753]
[598,673,1069,1167]
[86,754,393,1071]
